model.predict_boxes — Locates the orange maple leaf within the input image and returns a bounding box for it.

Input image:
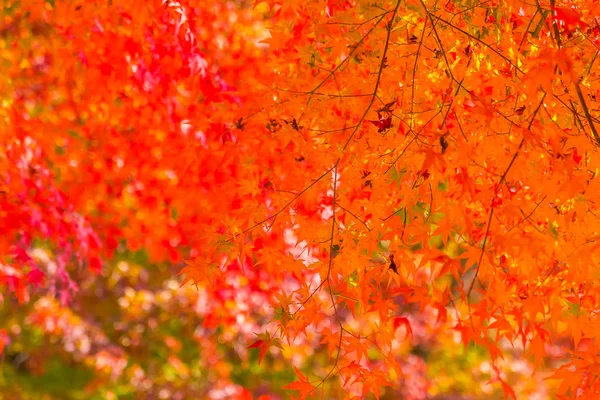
[284,366,315,400]
[247,331,283,365]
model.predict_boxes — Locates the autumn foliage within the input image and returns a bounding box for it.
[2,0,600,398]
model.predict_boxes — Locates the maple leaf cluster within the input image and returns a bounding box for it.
[2,0,600,398]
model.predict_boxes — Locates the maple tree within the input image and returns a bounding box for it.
[2,0,600,398]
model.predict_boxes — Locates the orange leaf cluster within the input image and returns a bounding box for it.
[3,0,600,398]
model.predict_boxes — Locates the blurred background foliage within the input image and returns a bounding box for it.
[0,248,555,398]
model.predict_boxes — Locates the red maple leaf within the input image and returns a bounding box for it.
[368,112,392,133]
[27,268,45,289]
